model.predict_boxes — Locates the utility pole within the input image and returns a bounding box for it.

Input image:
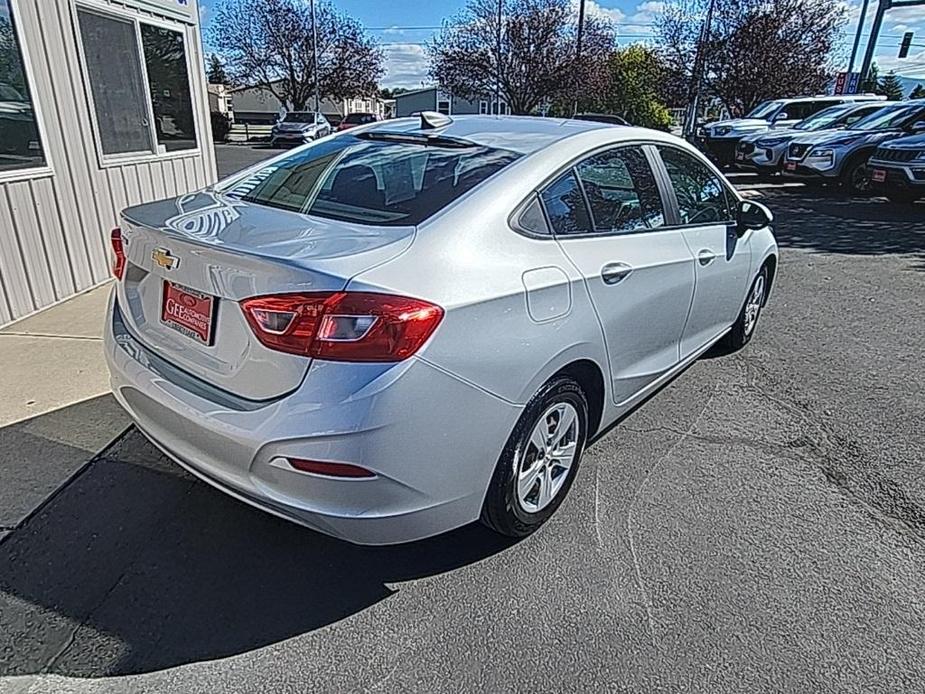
[858,0,925,89]
[310,0,321,113]
[573,0,586,116]
[496,0,503,115]
[684,0,716,140]
[847,0,870,74]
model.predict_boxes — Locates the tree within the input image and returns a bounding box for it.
[207,54,228,85]
[428,0,615,115]
[911,84,925,100]
[859,63,880,94]
[878,72,904,101]
[592,46,673,129]
[210,0,384,111]
[657,0,847,116]
[378,87,410,99]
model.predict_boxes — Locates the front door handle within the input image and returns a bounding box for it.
[697,249,716,266]
[601,262,633,285]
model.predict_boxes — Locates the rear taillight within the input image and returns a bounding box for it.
[287,458,375,478]
[239,292,444,362]
[111,228,126,280]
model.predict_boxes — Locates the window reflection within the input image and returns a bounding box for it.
[0,0,46,172]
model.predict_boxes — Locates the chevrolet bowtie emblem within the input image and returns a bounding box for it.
[152,248,178,270]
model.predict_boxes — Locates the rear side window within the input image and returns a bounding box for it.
[787,101,831,120]
[575,147,665,233]
[227,135,519,226]
[540,171,592,235]
[657,147,733,225]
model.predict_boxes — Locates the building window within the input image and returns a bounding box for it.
[479,100,488,115]
[0,0,46,173]
[76,6,198,159]
[436,99,451,115]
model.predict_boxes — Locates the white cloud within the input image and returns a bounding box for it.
[579,0,626,25]
[381,43,431,89]
[629,1,665,25]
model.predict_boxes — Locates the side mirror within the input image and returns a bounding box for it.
[736,199,773,236]
[773,111,790,123]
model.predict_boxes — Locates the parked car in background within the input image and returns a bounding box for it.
[698,94,885,167]
[735,102,887,177]
[270,112,331,147]
[868,133,925,203]
[337,112,381,131]
[0,81,42,160]
[782,100,925,194]
[104,114,777,545]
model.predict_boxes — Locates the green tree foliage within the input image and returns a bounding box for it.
[859,63,880,94]
[910,84,925,100]
[596,46,672,130]
[878,72,904,101]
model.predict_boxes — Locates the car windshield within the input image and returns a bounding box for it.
[850,104,922,131]
[747,101,783,119]
[795,105,852,131]
[283,112,317,124]
[344,113,375,124]
[226,134,520,226]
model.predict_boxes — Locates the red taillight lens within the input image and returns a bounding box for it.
[239,292,444,362]
[111,228,126,280]
[287,458,375,478]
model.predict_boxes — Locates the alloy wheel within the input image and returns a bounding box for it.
[516,403,580,513]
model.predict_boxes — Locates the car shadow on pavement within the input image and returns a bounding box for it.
[760,188,925,268]
[0,428,516,678]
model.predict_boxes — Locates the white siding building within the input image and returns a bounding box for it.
[0,0,216,327]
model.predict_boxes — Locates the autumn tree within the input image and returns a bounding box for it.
[428,0,615,115]
[210,0,384,110]
[657,0,847,116]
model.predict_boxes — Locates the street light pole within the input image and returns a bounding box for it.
[684,0,716,140]
[496,0,503,115]
[310,0,321,113]
[847,0,870,74]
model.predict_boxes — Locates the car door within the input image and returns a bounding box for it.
[654,145,752,358]
[542,144,696,405]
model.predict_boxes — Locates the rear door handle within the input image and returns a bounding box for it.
[697,249,716,266]
[601,262,633,285]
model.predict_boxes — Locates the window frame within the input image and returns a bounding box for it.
[0,0,55,183]
[72,0,203,168]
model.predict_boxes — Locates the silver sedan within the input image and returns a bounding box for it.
[104,114,778,544]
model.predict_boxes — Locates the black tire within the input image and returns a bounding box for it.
[480,377,589,538]
[841,154,873,195]
[722,266,769,352]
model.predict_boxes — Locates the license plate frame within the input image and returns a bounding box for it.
[871,168,887,183]
[160,280,217,345]
[784,161,797,172]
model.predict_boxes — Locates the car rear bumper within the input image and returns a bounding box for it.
[104,290,522,545]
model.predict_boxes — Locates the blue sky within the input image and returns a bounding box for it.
[197,0,925,88]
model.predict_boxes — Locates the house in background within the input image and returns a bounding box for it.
[0,0,215,328]
[393,87,509,118]
[207,83,232,117]
[229,82,390,125]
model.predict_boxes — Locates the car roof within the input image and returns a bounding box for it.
[366,115,634,155]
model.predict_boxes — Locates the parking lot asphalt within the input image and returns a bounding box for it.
[1,146,924,693]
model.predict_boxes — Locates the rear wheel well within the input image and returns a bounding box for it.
[553,360,605,438]
[761,254,777,305]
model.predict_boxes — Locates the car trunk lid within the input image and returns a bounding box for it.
[117,191,414,401]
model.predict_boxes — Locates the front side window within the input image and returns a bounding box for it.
[227,134,519,226]
[0,0,46,172]
[575,147,665,234]
[658,147,732,225]
[747,101,783,120]
[540,171,591,235]
[77,7,198,158]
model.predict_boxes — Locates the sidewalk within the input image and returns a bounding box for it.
[0,284,129,542]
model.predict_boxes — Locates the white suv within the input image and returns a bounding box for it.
[698,95,886,167]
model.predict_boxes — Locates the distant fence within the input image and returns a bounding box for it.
[227,123,274,143]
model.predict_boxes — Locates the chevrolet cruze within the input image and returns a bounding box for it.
[104,114,778,545]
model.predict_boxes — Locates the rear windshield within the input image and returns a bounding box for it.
[225,135,520,226]
[344,113,376,124]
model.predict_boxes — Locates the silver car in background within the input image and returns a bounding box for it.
[735,102,887,176]
[270,111,331,147]
[104,114,778,545]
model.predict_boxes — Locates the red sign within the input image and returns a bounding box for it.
[161,281,215,344]
[871,169,887,183]
[834,72,847,95]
